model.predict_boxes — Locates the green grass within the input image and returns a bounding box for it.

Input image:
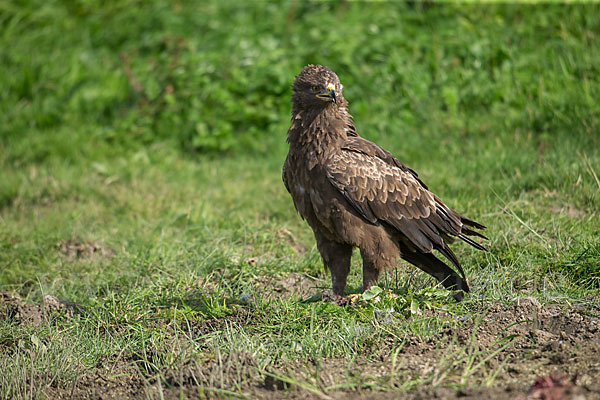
[1,1,600,398]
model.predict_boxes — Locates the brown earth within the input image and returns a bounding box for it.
[57,238,115,260]
[2,290,599,400]
[0,292,84,326]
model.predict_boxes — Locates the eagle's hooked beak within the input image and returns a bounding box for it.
[329,88,337,103]
[326,83,337,103]
[317,84,336,103]
[317,84,337,103]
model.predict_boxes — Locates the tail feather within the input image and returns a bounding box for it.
[458,234,488,251]
[461,226,489,241]
[400,245,469,301]
[437,244,466,280]
[457,213,488,250]
[460,214,486,230]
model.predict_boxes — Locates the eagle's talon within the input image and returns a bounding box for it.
[347,293,361,305]
[322,291,361,306]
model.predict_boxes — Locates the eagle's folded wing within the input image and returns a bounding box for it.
[325,143,487,281]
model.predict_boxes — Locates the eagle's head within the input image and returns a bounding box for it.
[291,65,344,109]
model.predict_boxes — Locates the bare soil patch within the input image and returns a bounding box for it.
[47,363,145,400]
[255,272,322,299]
[0,292,83,326]
[550,204,588,218]
[57,238,114,260]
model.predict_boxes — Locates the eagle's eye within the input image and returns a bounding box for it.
[311,85,320,92]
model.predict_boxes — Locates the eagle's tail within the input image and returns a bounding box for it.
[401,245,469,302]
[458,214,488,251]
[433,196,488,251]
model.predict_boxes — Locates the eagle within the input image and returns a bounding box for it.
[282,65,487,301]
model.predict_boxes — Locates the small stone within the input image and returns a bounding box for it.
[239,293,252,304]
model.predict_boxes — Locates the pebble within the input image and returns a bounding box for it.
[239,293,252,304]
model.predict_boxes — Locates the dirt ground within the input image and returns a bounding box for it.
[2,289,599,400]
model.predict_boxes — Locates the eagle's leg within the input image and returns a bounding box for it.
[360,249,381,292]
[316,235,352,297]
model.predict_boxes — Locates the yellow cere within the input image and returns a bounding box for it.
[326,83,335,91]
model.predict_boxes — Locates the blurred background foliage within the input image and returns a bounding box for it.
[1,0,599,161]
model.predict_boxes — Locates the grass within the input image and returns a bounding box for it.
[1,1,600,399]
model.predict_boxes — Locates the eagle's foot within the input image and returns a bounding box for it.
[322,290,361,306]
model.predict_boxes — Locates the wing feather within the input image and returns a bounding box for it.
[325,137,486,277]
[326,149,438,253]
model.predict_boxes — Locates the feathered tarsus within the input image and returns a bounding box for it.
[282,65,487,301]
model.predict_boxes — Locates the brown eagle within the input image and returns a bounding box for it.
[282,65,487,301]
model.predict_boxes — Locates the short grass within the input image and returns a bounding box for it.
[1,1,599,399]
